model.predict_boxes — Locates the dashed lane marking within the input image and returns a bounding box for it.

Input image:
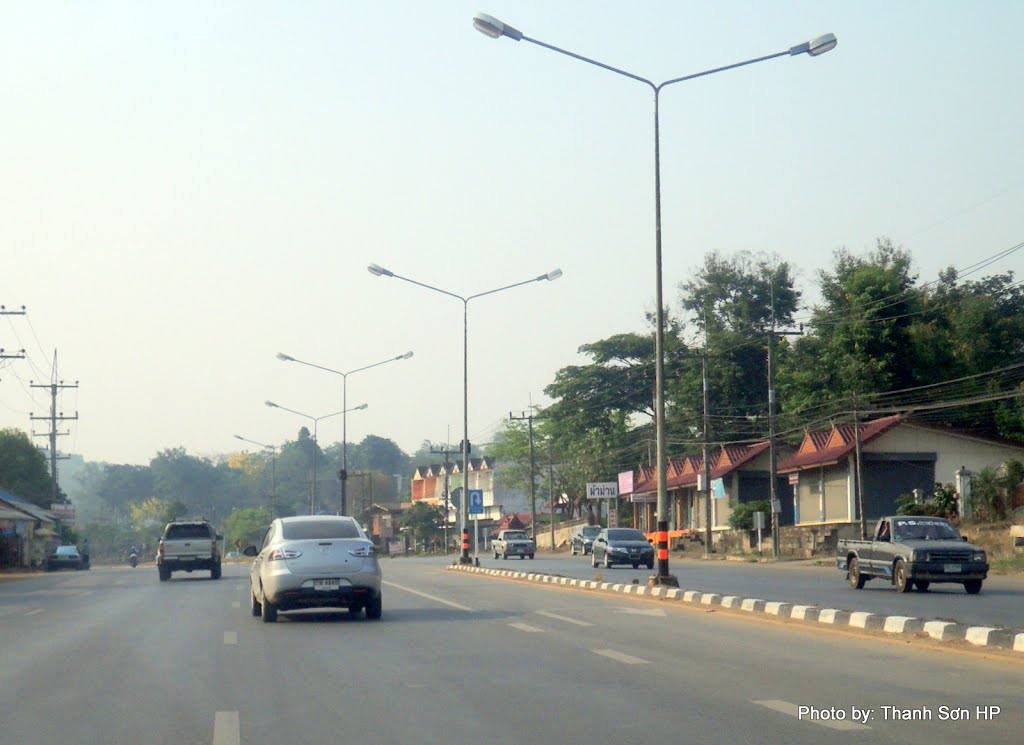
[613,607,665,617]
[536,610,594,627]
[382,580,475,612]
[213,710,240,745]
[592,649,650,665]
[223,631,238,645]
[25,608,44,616]
[753,700,871,731]
[508,622,544,633]
[231,601,241,609]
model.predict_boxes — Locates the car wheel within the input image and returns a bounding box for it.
[260,593,278,623]
[158,567,170,582]
[894,559,911,593]
[250,590,261,617]
[494,551,499,559]
[502,552,507,560]
[646,561,654,570]
[964,579,983,595]
[632,562,639,569]
[211,563,221,580]
[528,554,534,560]
[848,558,866,589]
[914,580,930,592]
[365,593,383,620]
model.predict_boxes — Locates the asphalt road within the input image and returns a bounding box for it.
[477,551,1024,630]
[1,559,1021,745]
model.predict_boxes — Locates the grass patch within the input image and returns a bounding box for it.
[987,556,1024,575]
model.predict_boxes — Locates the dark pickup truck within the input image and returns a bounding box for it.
[837,516,988,594]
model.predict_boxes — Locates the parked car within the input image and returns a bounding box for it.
[45,545,85,572]
[570,525,602,555]
[244,515,382,623]
[837,516,988,594]
[591,528,655,569]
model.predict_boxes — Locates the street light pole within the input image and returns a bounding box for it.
[276,351,413,515]
[472,13,836,586]
[368,263,562,564]
[264,400,366,513]
[233,434,278,517]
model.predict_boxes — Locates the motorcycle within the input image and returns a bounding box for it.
[129,551,138,568]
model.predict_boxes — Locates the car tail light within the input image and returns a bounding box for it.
[157,540,164,559]
[348,544,376,558]
[267,548,302,561]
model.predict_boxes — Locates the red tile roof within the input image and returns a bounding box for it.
[778,415,902,473]
[622,442,772,495]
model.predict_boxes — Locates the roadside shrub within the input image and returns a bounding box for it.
[728,500,772,531]
[895,484,958,520]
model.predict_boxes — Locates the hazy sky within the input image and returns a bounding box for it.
[2,1,1022,467]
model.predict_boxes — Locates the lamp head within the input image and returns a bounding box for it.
[790,33,837,57]
[233,434,244,441]
[399,351,414,360]
[356,403,369,411]
[276,352,294,362]
[472,13,523,41]
[367,263,394,277]
[264,400,278,408]
[545,268,563,281]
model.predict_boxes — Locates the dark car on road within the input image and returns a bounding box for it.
[570,525,602,555]
[591,528,655,569]
[45,545,85,572]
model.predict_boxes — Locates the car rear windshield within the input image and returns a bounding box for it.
[607,529,647,541]
[55,546,78,556]
[281,520,361,540]
[503,531,530,540]
[164,524,213,540]
[582,527,601,537]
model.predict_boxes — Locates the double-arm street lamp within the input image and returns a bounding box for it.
[233,434,279,517]
[264,400,367,514]
[368,263,562,564]
[473,13,836,585]
[276,351,413,516]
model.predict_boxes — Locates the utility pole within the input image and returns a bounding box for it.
[30,351,78,504]
[431,443,455,554]
[702,347,713,558]
[853,403,866,539]
[510,411,536,541]
[766,284,803,558]
[548,443,555,551]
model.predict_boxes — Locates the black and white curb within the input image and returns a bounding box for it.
[447,565,1024,655]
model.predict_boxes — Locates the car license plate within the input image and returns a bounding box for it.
[313,578,340,591]
[943,564,961,573]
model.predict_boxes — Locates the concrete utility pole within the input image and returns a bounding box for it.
[30,351,78,504]
[431,444,455,554]
[510,411,537,541]
[702,348,713,558]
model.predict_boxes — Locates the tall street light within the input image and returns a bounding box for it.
[233,434,279,517]
[473,13,836,587]
[276,350,413,516]
[368,263,562,564]
[264,400,367,514]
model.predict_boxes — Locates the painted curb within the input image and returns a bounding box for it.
[446,564,1024,655]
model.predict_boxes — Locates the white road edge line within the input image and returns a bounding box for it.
[213,710,240,745]
[383,580,475,611]
[753,700,871,731]
[508,622,544,633]
[223,631,238,645]
[536,610,595,627]
[592,649,650,665]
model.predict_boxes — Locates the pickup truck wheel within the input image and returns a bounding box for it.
[964,579,983,595]
[632,562,639,569]
[848,558,866,589]
[528,554,534,560]
[158,567,171,582]
[211,563,221,580]
[894,559,912,593]
[914,580,930,592]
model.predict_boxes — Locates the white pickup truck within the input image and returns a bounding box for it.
[157,518,222,581]
[492,529,535,560]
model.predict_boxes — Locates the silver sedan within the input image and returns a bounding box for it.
[244,515,382,623]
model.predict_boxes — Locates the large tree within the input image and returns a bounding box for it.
[0,428,61,507]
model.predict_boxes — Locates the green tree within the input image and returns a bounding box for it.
[223,508,271,550]
[401,502,445,546]
[0,428,61,507]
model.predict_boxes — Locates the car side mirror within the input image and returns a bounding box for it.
[243,546,258,557]
[962,536,969,542]
[216,534,224,541]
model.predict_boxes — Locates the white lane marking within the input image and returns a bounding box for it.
[508,622,544,633]
[382,580,475,611]
[753,700,870,731]
[613,607,665,617]
[213,710,240,745]
[223,631,238,645]
[231,601,241,609]
[25,608,44,616]
[536,610,594,627]
[592,649,650,665]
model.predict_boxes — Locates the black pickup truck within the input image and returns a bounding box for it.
[836,516,988,594]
